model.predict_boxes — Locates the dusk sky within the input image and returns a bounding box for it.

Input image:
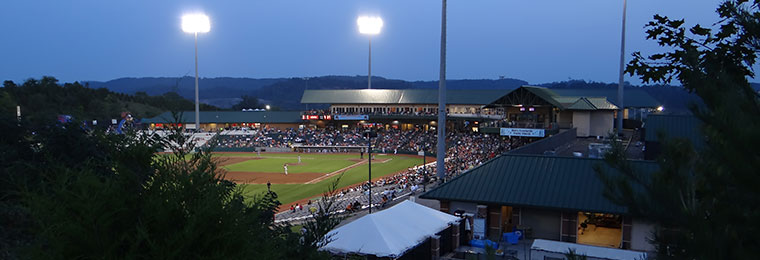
[1,0,747,85]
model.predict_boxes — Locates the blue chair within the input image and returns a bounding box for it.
[469,239,499,249]
[502,232,519,245]
[469,239,485,248]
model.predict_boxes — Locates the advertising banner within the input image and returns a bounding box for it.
[499,127,545,137]
[334,115,369,120]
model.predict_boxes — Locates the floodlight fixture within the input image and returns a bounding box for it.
[182,13,210,33]
[357,16,383,35]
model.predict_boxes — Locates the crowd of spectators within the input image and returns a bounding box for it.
[213,126,523,154]
[274,129,527,222]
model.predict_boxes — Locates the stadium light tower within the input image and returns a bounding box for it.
[357,16,383,89]
[616,0,627,136]
[436,0,447,181]
[182,13,210,131]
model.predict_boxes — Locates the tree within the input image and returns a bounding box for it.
[597,1,760,259]
[0,91,15,117]
[231,95,261,110]
[0,116,332,259]
[564,248,588,260]
[300,174,346,251]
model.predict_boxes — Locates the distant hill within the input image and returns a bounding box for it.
[411,78,528,90]
[86,76,757,113]
[86,77,285,99]
[88,76,527,110]
[1,77,218,128]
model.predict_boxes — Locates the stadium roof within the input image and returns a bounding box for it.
[420,154,659,215]
[644,114,704,148]
[552,88,661,108]
[141,111,303,124]
[300,89,512,105]
[488,86,619,110]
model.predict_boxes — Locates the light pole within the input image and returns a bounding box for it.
[437,0,447,182]
[357,16,383,89]
[616,0,627,136]
[182,13,210,132]
[364,130,376,213]
[422,148,428,192]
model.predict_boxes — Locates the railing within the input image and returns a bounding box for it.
[319,112,506,119]
[484,122,563,130]
[448,113,504,120]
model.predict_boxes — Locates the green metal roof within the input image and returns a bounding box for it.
[420,154,659,215]
[565,97,618,110]
[552,89,661,108]
[141,111,304,124]
[585,97,619,110]
[492,86,619,111]
[520,86,564,107]
[301,89,512,105]
[644,114,704,148]
[566,98,597,110]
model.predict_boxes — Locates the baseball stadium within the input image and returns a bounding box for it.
[141,86,662,220]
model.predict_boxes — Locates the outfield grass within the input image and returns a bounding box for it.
[221,154,356,174]
[230,153,422,206]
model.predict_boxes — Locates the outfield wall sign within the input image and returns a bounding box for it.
[500,128,545,137]
[302,115,332,120]
[334,115,369,120]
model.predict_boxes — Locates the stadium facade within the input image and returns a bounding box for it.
[300,89,510,132]
[302,86,661,138]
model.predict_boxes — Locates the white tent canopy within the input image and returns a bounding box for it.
[321,200,460,258]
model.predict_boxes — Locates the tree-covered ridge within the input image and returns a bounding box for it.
[1,76,218,129]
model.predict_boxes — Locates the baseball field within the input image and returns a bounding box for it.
[213,152,423,207]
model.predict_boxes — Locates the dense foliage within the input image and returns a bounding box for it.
[230,95,263,111]
[597,0,760,259]
[0,114,332,259]
[0,76,217,129]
